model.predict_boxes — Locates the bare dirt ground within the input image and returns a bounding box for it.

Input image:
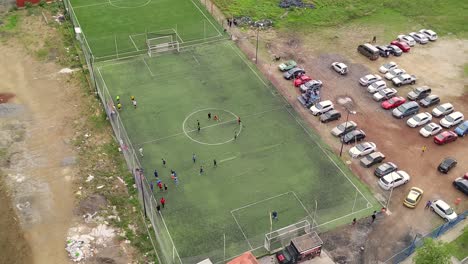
[219,18,468,263]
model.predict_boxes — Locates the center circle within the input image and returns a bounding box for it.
[182,108,242,146]
[108,0,151,8]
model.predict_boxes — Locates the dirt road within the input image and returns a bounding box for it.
[0,44,78,263]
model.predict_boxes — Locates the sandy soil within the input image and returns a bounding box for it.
[218,19,468,262]
[0,43,79,263]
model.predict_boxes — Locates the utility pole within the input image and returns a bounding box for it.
[339,109,356,157]
[255,29,259,64]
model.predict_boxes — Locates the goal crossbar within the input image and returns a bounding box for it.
[264,220,311,252]
[147,35,180,56]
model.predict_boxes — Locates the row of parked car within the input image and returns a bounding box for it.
[357,29,438,60]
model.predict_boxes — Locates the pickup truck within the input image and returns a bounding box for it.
[275,232,323,264]
[392,74,416,87]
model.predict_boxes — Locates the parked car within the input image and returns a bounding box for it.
[403,187,424,208]
[294,75,312,87]
[283,67,305,80]
[374,162,398,178]
[409,32,429,44]
[360,152,385,168]
[432,103,454,118]
[419,95,440,108]
[419,123,442,137]
[430,200,457,222]
[299,80,322,93]
[407,112,432,128]
[390,40,410,52]
[378,170,410,190]
[367,80,387,93]
[278,60,297,71]
[381,96,406,110]
[373,88,397,102]
[385,68,406,80]
[454,120,468,137]
[331,62,348,75]
[434,131,458,145]
[376,45,392,57]
[320,110,341,123]
[397,35,416,46]
[331,121,357,137]
[440,112,464,128]
[379,61,398,74]
[349,142,376,158]
[392,74,417,87]
[359,74,382,86]
[453,178,468,195]
[419,29,438,41]
[392,101,420,119]
[310,100,334,116]
[407,86,431,100]
[387,45,403,56]
[357,43,380,60]
[342,129,366,144]
[438,157,457,174]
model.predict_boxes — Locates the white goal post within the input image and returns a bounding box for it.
[147,35,180,57]
[264,220,311,252]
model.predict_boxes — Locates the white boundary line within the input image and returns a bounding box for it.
[73,0,114,9]
[189,0,222,36]
[291,191,316,225]
[192,54,200,65]
[231,211,254,250]
[108,0,152,9]
[142,58,155,76]
[231,191,291,213]
[129,35,140,51]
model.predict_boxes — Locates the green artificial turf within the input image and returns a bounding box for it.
[95,41,377,262]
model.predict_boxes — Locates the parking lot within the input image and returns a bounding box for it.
[251,33,468,261]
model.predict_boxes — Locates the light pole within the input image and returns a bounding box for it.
[386,172,396,210]
[339,109,357,157]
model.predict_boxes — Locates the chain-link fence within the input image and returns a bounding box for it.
[384,210,467,264]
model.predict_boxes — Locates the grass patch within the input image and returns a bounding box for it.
[464,64,468,77]
[1,14,19,31]
[213,0,468,37]
[448,227,468,260]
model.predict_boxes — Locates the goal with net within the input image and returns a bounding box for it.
[147,34,180,57]
[264,220,312,253]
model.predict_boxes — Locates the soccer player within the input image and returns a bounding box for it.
[117,103,122,110]
[133,100,137,108]
[130,95,135,101]
[237,116,241,125]
[214,115,219,121]
[208,112,211,120]
[154,169,158,179]
[160,197,166,208]
[192,153,196,163]
[162,158,166,167]
[272,211,278,221]
[213,159,217,167]
[199,166,204,175]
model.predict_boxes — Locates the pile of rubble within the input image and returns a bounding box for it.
[279,0,315,9]
[234,16,273,28]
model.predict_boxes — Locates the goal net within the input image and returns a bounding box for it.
[264,220,311,252]
[147,35,179,57]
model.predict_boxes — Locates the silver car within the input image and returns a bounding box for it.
[409,32,429,44]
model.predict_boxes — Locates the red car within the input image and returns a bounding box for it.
[381,96,406,110]
[390,41,410,52]
[434,131,458,145]
[294,75,312,87]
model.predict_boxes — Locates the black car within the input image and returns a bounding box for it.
[341,129,366,144]
[283,67,305,80]
[438,157,457,174]
[374,162,398,177]
[408,86,432,101]
[453,178,468,195]
[360,152,386,168]
[419,95,440,108]
[320,110,341,123]
[387,45,403,56]
[376,45,391,57]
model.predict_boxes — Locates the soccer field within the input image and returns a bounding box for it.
[67,0,378,262]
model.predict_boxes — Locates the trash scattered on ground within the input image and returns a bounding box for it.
[254,19,273,28]
[53,14,65,23]
[234,16,273,28]
[117,176,126,185]
[97,185,104,189]
[86,175,94,182]
[59,68,79,74]
[66,223,116,261]
[279,0,315,9]
[16,201,30,211]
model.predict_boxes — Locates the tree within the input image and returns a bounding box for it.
[414,238,451,264]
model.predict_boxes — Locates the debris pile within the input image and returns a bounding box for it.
[279,0,315,9]
[234,17,273,28]
[254,19,273,28]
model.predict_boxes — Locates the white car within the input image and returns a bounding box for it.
[349,142,376,158]
[419,123,442,137]
[378,170,410,190]
[379,62,398,74]
[419,29,438,41]
[409,32,429,44]
[367,81,387,93]
[430,200,457,222]
[397,35,416,46]
[373,88,397,102]
[331,62,348,75]
[359,74,382,86]
[385,68,406,80]
[407,112,432,128]
[440,112,464,128]
[310,100,334,116]
[432,103,454,118]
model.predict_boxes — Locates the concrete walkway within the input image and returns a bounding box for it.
[400,218,467,264]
